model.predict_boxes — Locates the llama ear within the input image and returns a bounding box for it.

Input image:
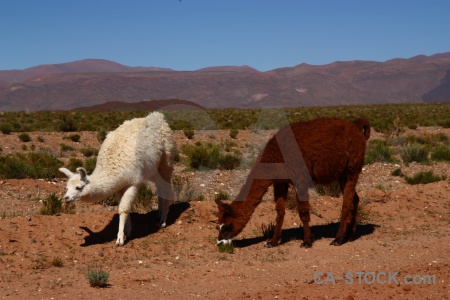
[76,167,89,183]
[59,167,74,178]
[215,199,225,208]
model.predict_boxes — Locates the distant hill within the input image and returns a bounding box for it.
[0,53,449,112]
[0,59,173,84]
[72,99,205,112]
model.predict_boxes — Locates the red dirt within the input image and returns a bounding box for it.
[0,128,449,299]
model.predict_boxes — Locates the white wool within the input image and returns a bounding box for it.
[60,111,174,246]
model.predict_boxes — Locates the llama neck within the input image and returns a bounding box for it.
[81,173,120,203]
[230,178,271,235]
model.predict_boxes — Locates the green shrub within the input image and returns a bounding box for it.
[400,143,429,165]
[67,158,83,171]
[57,115,78,132]
[84,157,97,174]
[60,144,75,152]
[183,142,241,170]
[214,190,229,201]
[405,171,446,185]
[0,152,62,179]
[52,257,63,267]
[66,134,81,142]
[133,184,155,212]
[87,268,109,288]
[97,129,108,143]
[365,140,394,164]
[0,123,13,134]
[432,133,449,143]
[183,129,195,139]
[315,181,341,197]
[0,155,29,179]
[40,193,75,215]
[438,119,450,128]
[183,143,220,169]
[356,198,371,224]
[218,243,234,254]
[219,153,241,170]
[171,175,204,203]
[37,136,45,143]
[80,148,98,157]
[229,128,239,139]
[431,146,450,162]
[19,133,31,142]
[391,168,403,177]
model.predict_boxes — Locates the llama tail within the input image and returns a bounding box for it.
[354,118,371,140]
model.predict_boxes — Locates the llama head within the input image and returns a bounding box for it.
[59,167,90,202]
[215,199,237,245]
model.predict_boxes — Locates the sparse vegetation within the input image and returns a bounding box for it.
[39,193,76,215]
[18,133,31,142]
[183,129,195,139]
[315,181,341,197]
[431,146,450,162]
[404,171,446,185]
[60,143,75,152]
[400,143,430,165]
[51,257,63,267]
[365,139,394,164]
[97,129,108,143]
[172,175,204,203]
[65,133,81,142]
[229,128,238,139]
[84,157,97,174]
[0,123,13,134]
[214,190,229,201]
[80,148,98,157]
[182,142,241,170]
[133,184,155,213]
[218,242,234,254]
[87,268,110,288]
[0,152,62,179]
[356,198,371,224]
[391,168,403,177]
[0,102,449,132]
[66,158,83,171]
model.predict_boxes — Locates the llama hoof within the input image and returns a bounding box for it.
[116,233,126,246]
[330,239,343,246]
[300,242,311,248]
[159,222,167,228]
[264,242,273,248]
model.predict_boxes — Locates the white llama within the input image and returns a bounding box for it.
[59,111,174,246]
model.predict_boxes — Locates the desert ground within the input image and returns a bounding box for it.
[0,127,449,299]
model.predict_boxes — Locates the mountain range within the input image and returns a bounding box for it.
[0,53,449,112]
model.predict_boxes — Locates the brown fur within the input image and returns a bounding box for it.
[216,117,370,247]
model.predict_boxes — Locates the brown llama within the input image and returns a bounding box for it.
[216,117,370,247]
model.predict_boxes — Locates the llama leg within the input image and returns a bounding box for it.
[346,192,360,241]
[332,177,358,246]
[116,186,138,246]
[267,182,288,247]
[296,191,313,248]
[155,160,174,227]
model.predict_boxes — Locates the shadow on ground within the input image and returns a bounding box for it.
[80,201,190,246]
[234,222,379,248]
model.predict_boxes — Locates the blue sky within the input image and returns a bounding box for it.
[1,0,449,71]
